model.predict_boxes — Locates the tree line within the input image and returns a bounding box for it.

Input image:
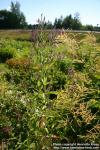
[0,1,27,29]
[0,1,100,31]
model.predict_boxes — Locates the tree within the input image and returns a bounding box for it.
[10,1,27,28]
[62,14,73,29]
[72,12,82,30]
[0,10,20,29]
[45,21,53,29]
[54,16,63,29]
[54,13,82,30]
[0,1,27,29]
[85,25,94,31]
[19,12,27,28]
[11,1,21,16]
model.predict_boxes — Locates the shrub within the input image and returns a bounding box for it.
[96,37,100,43]
[52,72,66,90]
[73,59,85,71]
[0,49,15,63]
[56,58,73,73]
[6,58,31,69]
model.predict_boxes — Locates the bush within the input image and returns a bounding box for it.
[56,58,73,73]
[96,37,100,43]
[6,58,31,69]
[73,59,85,71]
[52,72,67,90]
[0,49,15,63]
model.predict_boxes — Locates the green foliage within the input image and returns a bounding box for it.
[96,36,100,43]
[0,1,27,29]
[0,10,21,29]
[0,89,29,149]
[85,25,94,31]
[0,47,15,63]
[10,1,27,28]
[52,71,66,90]
[54,14,82,30]
[0,32,100,149]
[10,1,21,16]
[73,59,85,71]
[0,39,31,58]
[56,58,73,73]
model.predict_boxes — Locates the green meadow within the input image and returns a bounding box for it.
[0,30,100,149]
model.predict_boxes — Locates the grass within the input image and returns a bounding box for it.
[0,29,100,149]
[0,29,100,41]
[0,30,31,41]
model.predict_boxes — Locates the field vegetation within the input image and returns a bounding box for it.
[0,30,100,149]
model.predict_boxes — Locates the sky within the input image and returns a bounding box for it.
[0,0,100,26]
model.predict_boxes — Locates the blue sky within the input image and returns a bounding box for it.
[0,0,100,26]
